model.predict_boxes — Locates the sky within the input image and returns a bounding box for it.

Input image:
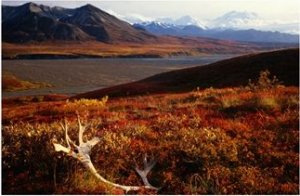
[2,0,300,22]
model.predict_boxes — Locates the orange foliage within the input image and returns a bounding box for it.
[2,86,299,194]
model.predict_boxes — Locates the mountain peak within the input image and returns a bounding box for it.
[175,15,199,26]
[52,6,65,11]
[79,4,99,12]
[22,2,42,13]
[23,2,37,7]
[63,3,109,26]
[210,10,263,29]
[220,11,259,20]
[154,15,196,26]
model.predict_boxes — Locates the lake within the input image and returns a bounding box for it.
[2,55,236,98]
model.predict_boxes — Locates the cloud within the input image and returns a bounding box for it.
[104,9,125,19]
[103,9,154,24]
[123,13,154,24]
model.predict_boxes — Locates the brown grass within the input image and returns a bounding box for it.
[2,36,262,59]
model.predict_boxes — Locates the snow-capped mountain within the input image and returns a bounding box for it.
[133,21,204,36]
[103,8,298,35]
[156,15,207,29]
[123,14,153,24]
[208,11,267,29]
[134,19,299,43]
[155,17,173,24]
[135,21,177,30]
[176,15,198,25]
[127,9,298,43]
[127,15,207,29]
[108,9,298,35]
[207,11,299,34]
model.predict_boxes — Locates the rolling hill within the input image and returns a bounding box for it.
[73,48,299,99]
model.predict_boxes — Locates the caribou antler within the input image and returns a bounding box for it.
[53,114,159,192]
[135,154,158,189]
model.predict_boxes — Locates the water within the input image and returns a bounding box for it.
[2,55,236,98]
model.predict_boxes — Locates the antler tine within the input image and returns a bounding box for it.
[77,113,85,145]
[60,118,77,149]
[86,137,100,148]
[54,119,77,158]
[135,154,159,190]
[143,154,148,168]
[143,154,156,174]
[60,118,71,149]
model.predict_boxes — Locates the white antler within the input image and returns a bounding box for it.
[77,114,85,146]
[135,154,158,189]
[53,115,159,193]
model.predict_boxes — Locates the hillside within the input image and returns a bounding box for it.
[73,48,299,99]
[2,72,51,92]
[2,3,91,42]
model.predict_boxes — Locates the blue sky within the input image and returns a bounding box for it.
[2,0,299,22]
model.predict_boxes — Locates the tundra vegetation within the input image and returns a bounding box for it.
[2,72,52,92]
[2,71,299,194]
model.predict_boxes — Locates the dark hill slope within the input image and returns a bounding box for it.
[2,3,157,43]
[2,3,91,42]
[73,48,299,99]
[60,4,157,43]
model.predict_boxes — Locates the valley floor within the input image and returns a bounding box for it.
[2,85,299,194]
[1,38,268,59]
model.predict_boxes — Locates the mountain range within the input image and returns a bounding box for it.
[2,2,157,43]
[155,15,207,29]
[133,11,299,43]
[123,11,299,35]
[134,21,298,43]
[123,10,298,43]
[2,3,299,44]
